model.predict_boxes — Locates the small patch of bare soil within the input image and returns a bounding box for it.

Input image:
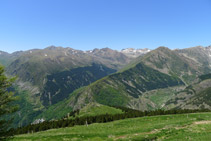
[194,120,211,125]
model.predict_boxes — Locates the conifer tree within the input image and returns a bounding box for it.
[0,65,17,139]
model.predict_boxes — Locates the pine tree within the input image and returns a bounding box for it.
[0,65,17,139]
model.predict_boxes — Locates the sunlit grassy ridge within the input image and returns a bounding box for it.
[73,103,123,118]
[12,112,211,140]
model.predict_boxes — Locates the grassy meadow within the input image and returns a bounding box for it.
[12,112,211,140]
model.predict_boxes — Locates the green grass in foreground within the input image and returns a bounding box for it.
[12,112,211,140]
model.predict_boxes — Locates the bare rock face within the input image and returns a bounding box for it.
[32,118,45,125]
[86,47,132,69]
[175,46,211,71]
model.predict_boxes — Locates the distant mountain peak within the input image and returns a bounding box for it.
[155,46,171,51]
[0,51,9,55]
[45,45,57,49]
[205,45,211,50]
[45,46,72,51]
[86,47,119,54]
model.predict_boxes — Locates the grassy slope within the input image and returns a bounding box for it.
[74,103,123,118]
[12,112,211,140]
[36,98,72,121]
[0,57,10,66]
[0,53,14,67]
[141,86,185,110]
[36,94,123,121]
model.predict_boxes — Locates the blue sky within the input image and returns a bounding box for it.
[0,0,211,53]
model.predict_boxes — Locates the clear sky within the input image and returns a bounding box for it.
[0,0,211,53]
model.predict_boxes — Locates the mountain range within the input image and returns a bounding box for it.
[1,45,211,127]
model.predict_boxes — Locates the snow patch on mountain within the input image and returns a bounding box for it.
[120,48,151,58]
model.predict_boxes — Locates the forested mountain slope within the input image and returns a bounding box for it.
[3,46,211,128]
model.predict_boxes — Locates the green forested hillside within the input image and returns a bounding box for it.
[41,63,116,106]
[3,47,130,127]
[6,87,43,128]
[36,98,123,121]
[0,51,22,67]
[4,46,211,128]
[165,73,211,109]
[59,63,184,112]
[64,47,211,112]
[36,47,210,118]
[0,52,10,66]
[9,89,123,127]
[5,47,130,109]
[7,64,116,127]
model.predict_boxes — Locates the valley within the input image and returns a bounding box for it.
[2,1,211,140]
[1,46,211,129]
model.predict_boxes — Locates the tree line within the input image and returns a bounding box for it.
[7,107,210,136]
